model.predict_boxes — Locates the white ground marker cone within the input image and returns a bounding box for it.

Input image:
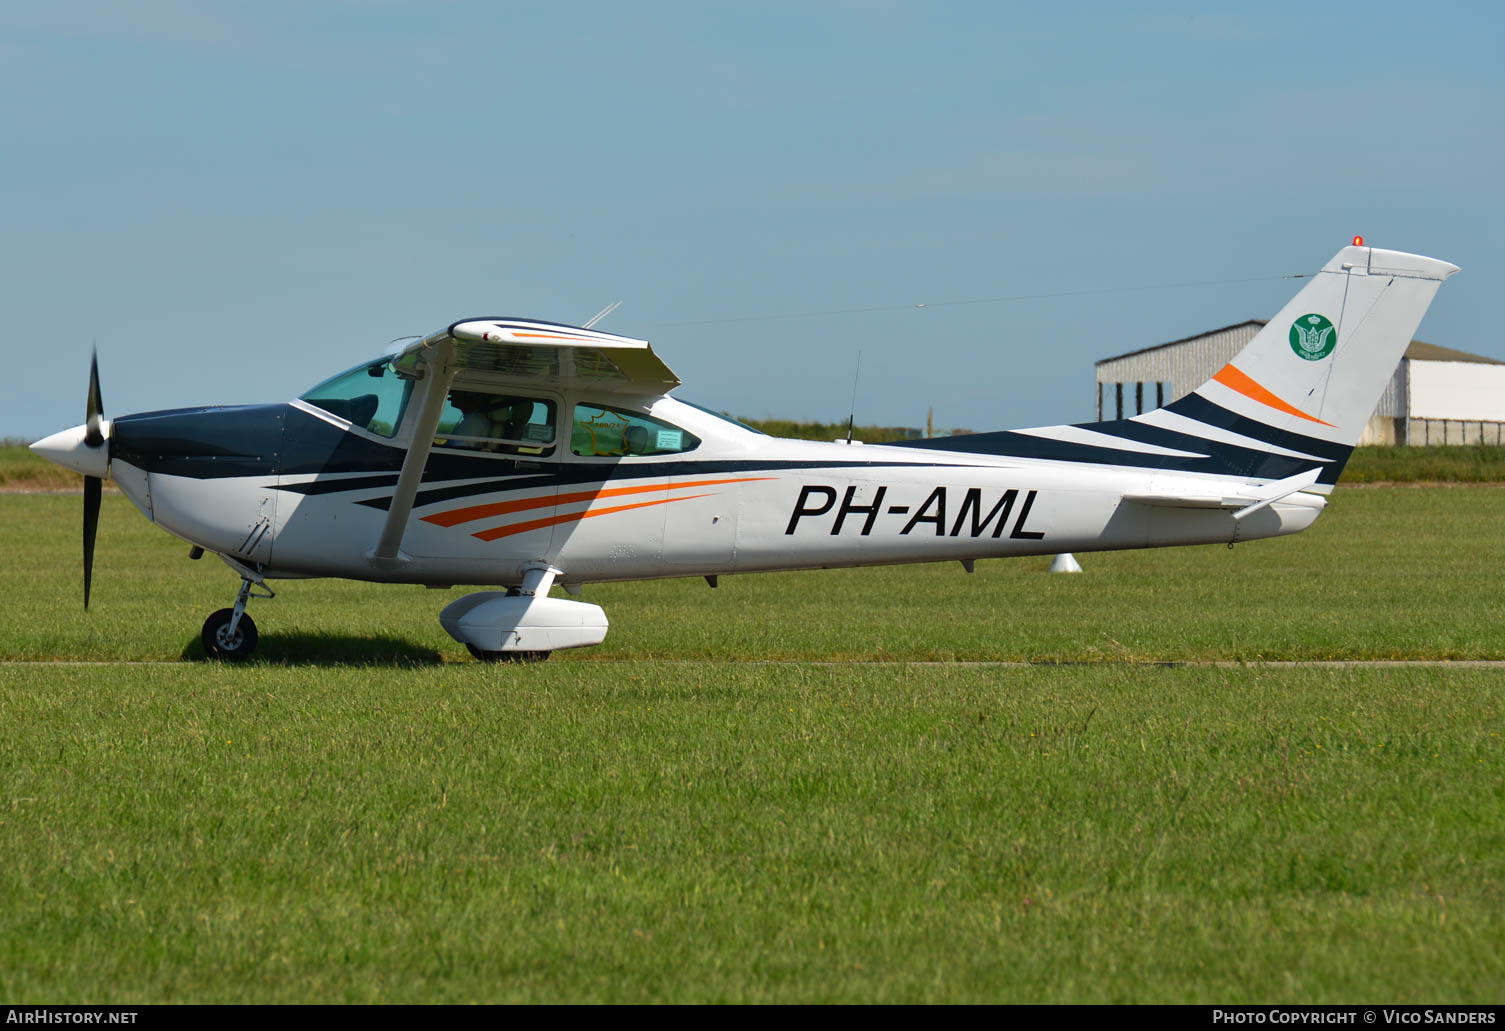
[1048,553,1082,573]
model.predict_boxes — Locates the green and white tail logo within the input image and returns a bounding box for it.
[1290,313,1336,361]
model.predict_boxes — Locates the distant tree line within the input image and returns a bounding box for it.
[733,418,924,443]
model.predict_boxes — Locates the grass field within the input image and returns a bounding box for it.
[1,489,1502,1002]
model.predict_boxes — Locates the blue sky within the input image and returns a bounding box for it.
[5,1,1501,438]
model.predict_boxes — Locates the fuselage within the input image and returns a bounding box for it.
[99,392,1323,590]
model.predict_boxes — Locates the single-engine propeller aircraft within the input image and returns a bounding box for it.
[32,240,1457,661]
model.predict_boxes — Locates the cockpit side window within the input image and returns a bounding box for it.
[435,390,558,456]
[300,360,415,438]
[571,403,700,457]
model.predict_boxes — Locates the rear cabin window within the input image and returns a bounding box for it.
[300,359,416,438]
[571,403,700,457]
[435,390,557,455]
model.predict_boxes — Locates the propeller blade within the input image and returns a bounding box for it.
[83,475,101,610]
[85,348,104,448]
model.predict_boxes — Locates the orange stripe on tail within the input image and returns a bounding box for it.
[1211,364,1335,427]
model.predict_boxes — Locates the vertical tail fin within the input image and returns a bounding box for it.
[1144,243,1458,488]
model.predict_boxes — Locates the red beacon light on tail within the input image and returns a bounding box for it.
[1353,235,1364,246]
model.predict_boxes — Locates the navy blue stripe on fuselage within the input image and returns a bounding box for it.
[888,394,1353,486]
[1064,417,1344,483]
[892,429,1327,482]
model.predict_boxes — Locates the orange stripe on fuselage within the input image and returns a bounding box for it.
[1211,364,1335,427]
[472,493,713,541]
[422,476,774,527]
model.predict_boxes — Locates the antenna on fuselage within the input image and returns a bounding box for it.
[583,301,622,329]
[844,350,863,444]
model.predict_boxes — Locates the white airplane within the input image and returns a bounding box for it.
[31,240,1457,661]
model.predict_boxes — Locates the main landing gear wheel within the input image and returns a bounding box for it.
[202,608,259,661]
[466,644,550,664]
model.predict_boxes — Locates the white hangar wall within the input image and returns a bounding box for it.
[1409,362,1505,421]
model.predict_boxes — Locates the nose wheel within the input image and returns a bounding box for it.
[202,575,274,662]
[202,607,259,661]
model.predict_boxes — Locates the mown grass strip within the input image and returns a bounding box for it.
[1,487,1501,1003]
[0,662,1499,1003]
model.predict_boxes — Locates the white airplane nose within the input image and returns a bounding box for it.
[31,421,111,479]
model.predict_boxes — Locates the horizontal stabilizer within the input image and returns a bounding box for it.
[1123,467,1322,512]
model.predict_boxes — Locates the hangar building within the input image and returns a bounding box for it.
[1094,320,1505,445]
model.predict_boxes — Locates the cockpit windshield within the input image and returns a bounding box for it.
[300,358,417,438]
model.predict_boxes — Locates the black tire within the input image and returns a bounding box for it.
[202,608,258,662]
[466,644,550,664]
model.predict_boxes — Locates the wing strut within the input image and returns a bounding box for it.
[367,338,455,569]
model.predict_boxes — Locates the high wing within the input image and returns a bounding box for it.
[396,318,680,394]
[370,318,680,567]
